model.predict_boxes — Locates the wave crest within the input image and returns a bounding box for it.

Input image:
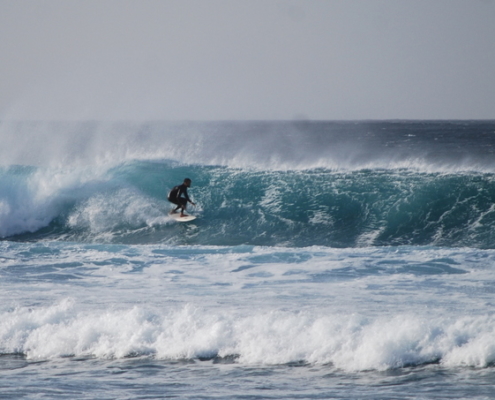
[2,162,495,248]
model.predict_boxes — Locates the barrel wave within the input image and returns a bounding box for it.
[2,160,495,248]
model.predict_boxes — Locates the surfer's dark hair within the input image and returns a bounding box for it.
[184,178,191,184]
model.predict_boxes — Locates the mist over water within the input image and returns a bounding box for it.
[2,120,495,170]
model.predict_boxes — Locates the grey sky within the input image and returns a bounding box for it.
[1,0,494,120]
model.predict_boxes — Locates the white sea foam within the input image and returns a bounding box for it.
[2,300,495,371]
[1,241,495,372]
[1,233,494,372]
[0,165,109,237]
[66,188,171,240]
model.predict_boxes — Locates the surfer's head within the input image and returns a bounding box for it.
[184,178,192,187]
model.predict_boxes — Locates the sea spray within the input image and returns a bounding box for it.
[2,120,495,171]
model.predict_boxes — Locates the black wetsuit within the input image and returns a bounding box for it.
[168,184,190,207]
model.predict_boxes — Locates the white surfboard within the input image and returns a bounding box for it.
[168,212,197,222]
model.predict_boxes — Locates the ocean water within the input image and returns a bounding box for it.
[1,120,495,399]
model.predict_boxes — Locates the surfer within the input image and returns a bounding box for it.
[168,178,196,217]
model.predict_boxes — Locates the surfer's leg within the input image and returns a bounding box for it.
[179,199,188,217]
[168,198,181,213]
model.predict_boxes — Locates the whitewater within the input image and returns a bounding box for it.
[2,120,495,399]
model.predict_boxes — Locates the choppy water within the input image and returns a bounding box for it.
[1,120,495,399]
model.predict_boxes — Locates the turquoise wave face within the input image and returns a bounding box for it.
[3,161,495,248]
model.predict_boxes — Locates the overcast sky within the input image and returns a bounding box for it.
[1,0,494,120]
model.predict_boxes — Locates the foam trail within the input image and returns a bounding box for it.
[66,188,171,241]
